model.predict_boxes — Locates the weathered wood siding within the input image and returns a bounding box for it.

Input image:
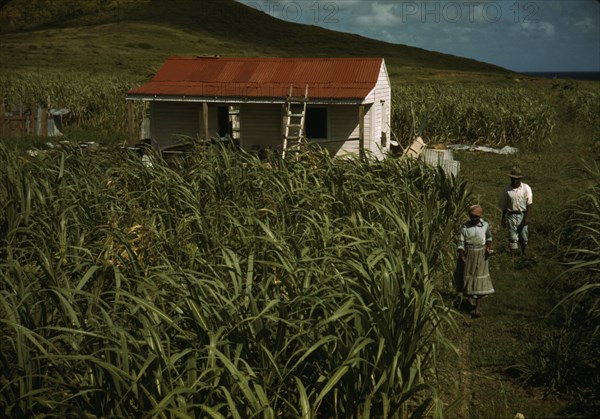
[150,102,218,149]
[237,103,375,157]
[239,104,282,150]
[317,104,372,157]
[364,61,391,159]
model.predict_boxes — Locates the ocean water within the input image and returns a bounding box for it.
[524,72,600,81]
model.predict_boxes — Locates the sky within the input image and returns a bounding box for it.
[236,0,600,72]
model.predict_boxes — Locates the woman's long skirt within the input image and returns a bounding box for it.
[454,245,495,298]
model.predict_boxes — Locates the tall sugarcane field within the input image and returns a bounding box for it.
[1,67,599,418]
[1,0,600,417]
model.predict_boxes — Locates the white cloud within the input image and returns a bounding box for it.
[378,28,400,43]
[442,26,475,44]
[355,3,401,27]
[518,21,556,37]
[574,16,596,33]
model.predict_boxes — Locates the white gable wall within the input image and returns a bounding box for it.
[365,61,391,160]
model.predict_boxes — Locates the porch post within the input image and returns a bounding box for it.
[203,102,209,140]
[358,105,365,161]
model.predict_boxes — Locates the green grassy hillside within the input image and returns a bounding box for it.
[0,0,515,83]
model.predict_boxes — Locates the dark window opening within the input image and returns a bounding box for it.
[217,106,231,137]
[305,107,327,139]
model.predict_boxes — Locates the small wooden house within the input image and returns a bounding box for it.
[126,56,391,159]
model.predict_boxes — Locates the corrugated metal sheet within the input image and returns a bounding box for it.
[128,57,384,100]
[421,148,460,177]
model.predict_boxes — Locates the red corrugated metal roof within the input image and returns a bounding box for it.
[128,56,384,100]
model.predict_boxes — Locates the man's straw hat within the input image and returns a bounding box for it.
[509,166,524,179]
[469,204,483,216]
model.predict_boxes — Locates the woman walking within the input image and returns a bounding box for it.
[455,205,495,317]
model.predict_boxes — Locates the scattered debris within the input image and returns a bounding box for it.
[402,136,426,159]
[25,141,103,157]
[49,108,71,136]
[78,141,100,152]
[447,144,519,155]
[421,147,460,177]
[402,138,460,177]
[141,154,154,168]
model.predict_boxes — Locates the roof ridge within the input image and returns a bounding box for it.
[168,56,383,61]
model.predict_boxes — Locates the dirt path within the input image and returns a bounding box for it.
[456,319,473,418]
[439,123,593,417]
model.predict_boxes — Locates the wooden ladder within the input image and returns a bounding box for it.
[282,84,308,158]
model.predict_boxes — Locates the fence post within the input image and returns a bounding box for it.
[29,100,35,136]
[41,106,48,137]
[127,100,135,146]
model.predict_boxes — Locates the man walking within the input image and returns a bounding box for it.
[501,167,533,256]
